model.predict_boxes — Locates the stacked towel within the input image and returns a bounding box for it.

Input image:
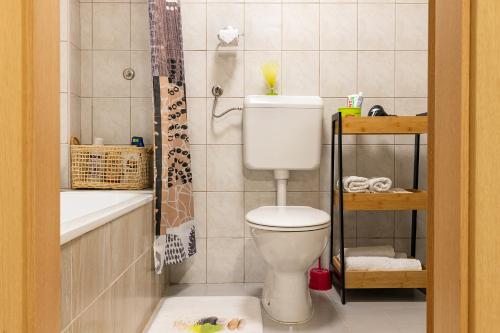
[337,176,370,193]
[344,245,395,258]
[344,256,422,271]
[337,176,393,193]
[368,177,392,192]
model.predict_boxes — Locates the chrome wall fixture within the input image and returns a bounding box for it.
[211,85,243,118]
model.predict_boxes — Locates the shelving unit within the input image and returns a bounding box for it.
[329,113,428,304]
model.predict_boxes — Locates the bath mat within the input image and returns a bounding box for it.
[146,296,263,333]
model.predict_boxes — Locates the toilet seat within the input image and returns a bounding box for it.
[246,206,330,232]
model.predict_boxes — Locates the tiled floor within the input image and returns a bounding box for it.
[149,283,426,333]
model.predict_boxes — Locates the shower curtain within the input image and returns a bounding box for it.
[148,0,196,273]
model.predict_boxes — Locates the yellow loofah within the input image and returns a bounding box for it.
[261,62,279,95]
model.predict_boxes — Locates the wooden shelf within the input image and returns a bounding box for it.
[333,257,427,289]
[334,190,428,211]
[337,116,428,134]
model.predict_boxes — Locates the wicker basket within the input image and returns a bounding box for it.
[71,145,153,189]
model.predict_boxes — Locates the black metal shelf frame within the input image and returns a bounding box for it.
[329,112,425,305]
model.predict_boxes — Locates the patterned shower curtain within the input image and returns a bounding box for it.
[148,0,196,273]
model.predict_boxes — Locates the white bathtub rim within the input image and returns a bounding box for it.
[60,192,153,245]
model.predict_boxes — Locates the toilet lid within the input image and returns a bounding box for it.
[246,206,330,229]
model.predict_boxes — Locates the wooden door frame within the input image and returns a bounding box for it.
[428,0,471,332]
[0,0,60,332]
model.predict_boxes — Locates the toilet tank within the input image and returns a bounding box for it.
[243,95,324,170]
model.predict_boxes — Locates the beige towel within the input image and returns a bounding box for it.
[344,256,422,271]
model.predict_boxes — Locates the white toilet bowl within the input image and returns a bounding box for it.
[246,206,330,324]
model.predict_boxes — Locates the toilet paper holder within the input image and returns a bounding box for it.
[217,26,242,46]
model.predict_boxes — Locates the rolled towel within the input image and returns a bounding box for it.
[368,177,392,192]
[344,256,422,271]
[337,176,369,193]
[344,245,395,258]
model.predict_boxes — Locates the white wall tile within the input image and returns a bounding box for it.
[80,3,92,50]
[131,51,153,98]
[193,192,207,238]
[185,51,207,98]
[207,145,244,191]
[287,192,320,209]
[283,4,319,50]
[170,238,207,284]
[320,4,357,51]
[357,211,395,238]
[182,3,207,51]
[81,50,93,97]
[358,51,395,97]
[320,51,357,97]
[187,98,207,145]
[206,98,243,144]
[395,51,428,97]
[92,98,131,144]
[69,94,81,140]
[356,145,395,180]
[131,3,151,51]
[207,192,244,238]
[396,4,428,50]
[207,238,244,283]
[131,98,153,144]
[282,51,320,95]
[206,51,244,98]
[244,169,276,192]
[191,145,207,192]
[358,4,395,50]
[288,170,320,192]
[244,4,281,51]
[93,3,130,50]
[69,44,81,96]
[69,0,81,48]
[80,98,93,144]
[93,51,130,97]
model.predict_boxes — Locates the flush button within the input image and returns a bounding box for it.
[123,68,135,80]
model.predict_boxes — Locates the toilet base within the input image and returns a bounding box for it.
[261,269,314,324]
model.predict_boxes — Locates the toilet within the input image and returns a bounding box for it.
[243,95,330,324]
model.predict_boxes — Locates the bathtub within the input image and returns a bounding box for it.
[60,190,153,244]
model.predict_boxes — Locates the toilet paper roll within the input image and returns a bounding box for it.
[218,26,239,45]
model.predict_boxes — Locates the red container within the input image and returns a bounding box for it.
[309,259,332,291]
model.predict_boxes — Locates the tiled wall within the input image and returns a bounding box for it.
[61,0,428,283]
[60,0,82,188]
[60,203,167,332]
[79,0,153,146]
[170,0,429,284]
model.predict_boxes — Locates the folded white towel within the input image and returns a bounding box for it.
[368,177,392,192]
[338,176,370,193]
[344,256,422,271]
[344,245,395,258]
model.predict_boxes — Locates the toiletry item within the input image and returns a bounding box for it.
[368,105,389,116]
[94,137,104,145]
[217,26,239,45]
[131,136,145,147]
[338,107,361,117]
[261,62,279,95]
[347,92,364,108]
